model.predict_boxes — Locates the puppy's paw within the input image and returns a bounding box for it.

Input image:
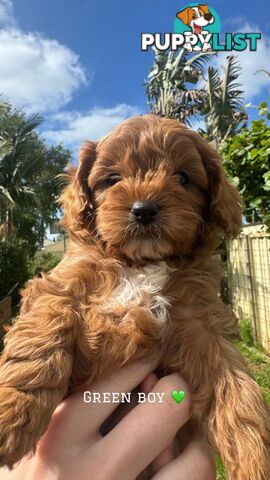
[0,386,47,468]
[184,43,192,52]
[202,43,211,52]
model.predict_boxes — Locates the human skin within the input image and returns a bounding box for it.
[0,361,216,480]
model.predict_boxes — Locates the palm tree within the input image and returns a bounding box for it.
[0,140,13,234]
[145,48,214,124]
[0,110,44,237]
[200,56,248,145]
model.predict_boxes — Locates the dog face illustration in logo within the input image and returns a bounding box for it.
[176,4,214,51]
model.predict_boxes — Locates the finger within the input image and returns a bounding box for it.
[153,434,216,480]
[140,372,158,393]
[151,442,176,475]
[141,373,176,474]
[43,359,159,446]
[97,373,191,480]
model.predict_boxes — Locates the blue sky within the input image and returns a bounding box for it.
[0,0,270,158]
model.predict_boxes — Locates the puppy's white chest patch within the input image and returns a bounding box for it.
[100,262,171,323]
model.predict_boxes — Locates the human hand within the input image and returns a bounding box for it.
[0,361,216,480]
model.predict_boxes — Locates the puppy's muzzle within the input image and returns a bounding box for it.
[204,13,213,21]
[131,201,159,225]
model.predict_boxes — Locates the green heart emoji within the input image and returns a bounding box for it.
[171,390,186,404]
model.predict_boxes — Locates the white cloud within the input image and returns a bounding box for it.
[0,1,87,113]
[215,24,270,100]
[42,104,142,157]
[0,29,87,113]
[0,1,142,157]
[0,0,15,27]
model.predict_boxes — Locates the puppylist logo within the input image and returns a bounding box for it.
[141,3,261,52]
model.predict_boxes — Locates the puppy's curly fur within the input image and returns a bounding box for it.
[0,115,269,478]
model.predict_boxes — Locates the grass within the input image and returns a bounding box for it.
[216,328,270,479]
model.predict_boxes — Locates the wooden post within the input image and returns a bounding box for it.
[246,236,259,342]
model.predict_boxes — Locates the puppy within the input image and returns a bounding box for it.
[176,4,214,52]
[0,115,269,479]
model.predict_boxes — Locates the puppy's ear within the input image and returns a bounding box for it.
[176,8,192,25]
[59,141,97,240]
[198,4,210,14]
[202,148,242,238]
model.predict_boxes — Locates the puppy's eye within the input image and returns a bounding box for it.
[178,172,189,186]
[104,175,121,187]
[192,13,197,19]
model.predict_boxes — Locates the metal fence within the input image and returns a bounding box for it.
[227,225,270,353]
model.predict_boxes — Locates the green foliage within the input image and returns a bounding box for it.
[0,245,60,308]
[253,364,270,404]
[200,56,248,143]
[0,100,71,252]
[239,317,255,347]
[238,341,270,403]
[0,99,71,307]
[222,105,270,228]
[28,252,59,277]
[220,241,230,305]
[0,238,30,306]
[216,458,227,479]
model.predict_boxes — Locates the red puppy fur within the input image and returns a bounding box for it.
[0,115,269,478]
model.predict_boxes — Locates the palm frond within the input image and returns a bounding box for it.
[222,56,243,106]
[0,96,11,116]
[19,114,43,137]
[0,186,14,207]
[203,54,246,142]
[186,51,216,69]
[146,47,216,123]
[0,139,12,162]
[256,68,270,77]
[170,49,187,79]
[207,66,222,109]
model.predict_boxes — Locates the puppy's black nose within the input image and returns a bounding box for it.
[131,201,159,225]
[204,13,213,20]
